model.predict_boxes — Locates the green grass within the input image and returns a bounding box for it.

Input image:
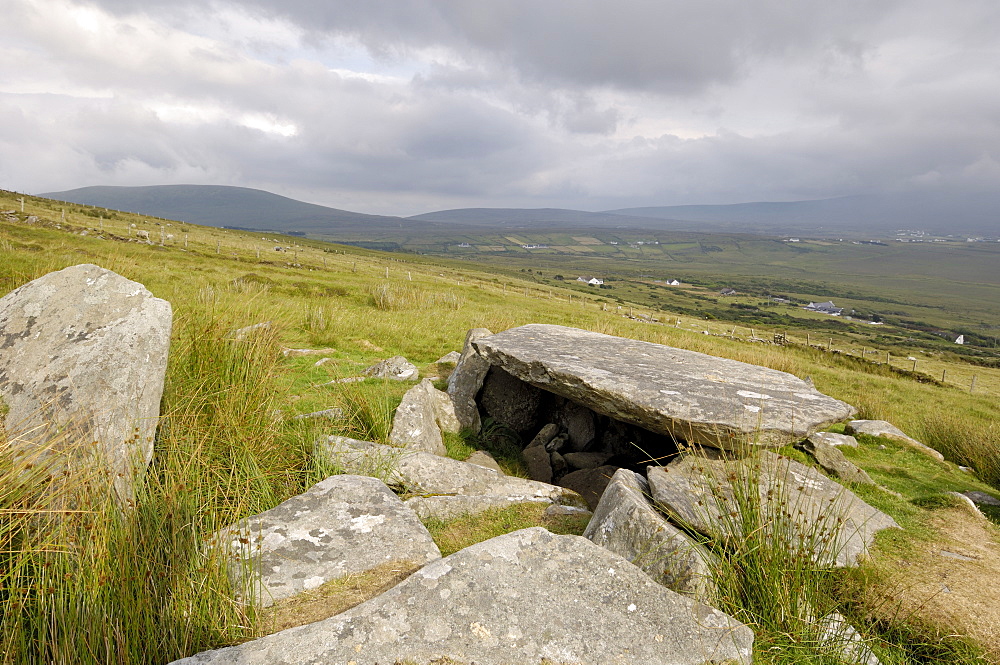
[2,189,1000,662]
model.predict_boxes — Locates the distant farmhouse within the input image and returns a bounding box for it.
[577,276,604,286]
[804,301,844,316]
[665,279,681,286]
[719,288,738,296]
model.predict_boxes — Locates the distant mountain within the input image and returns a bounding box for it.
[407,207,678,228]
[40,184,418,234]
[607,191,1000,236]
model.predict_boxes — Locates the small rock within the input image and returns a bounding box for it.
[816,612,882,665]
[544,504,593,518]
[291,408,343,421]
[526,423,560,449]
[364,355,419,381]
[962,490,1000,507]
[564,451,614,470]
[809,431,859,448]
[231,321,271,340]
[313,357,332,367]
[798,434,874,485]
[846,420,944,461]
[281,347,337,357]
[435,350,461,365]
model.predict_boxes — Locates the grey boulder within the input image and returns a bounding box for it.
[446,327,493,432]
[0,264,172,504]
[585,469,718,603]
[171,527,753,665]
[845,420,944,461]
[210,475,440,607]
[474,324,856,450]
[647,451,899,568]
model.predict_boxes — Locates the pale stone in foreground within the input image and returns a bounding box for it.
[211,475,440,607]
[474,324,857,449]
[0,264,171,504]
[171,528,753,665]
[389,379,448,455]
[585,469,718,603]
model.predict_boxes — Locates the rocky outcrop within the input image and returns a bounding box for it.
[171,528,754,665]
[446,327,492,432]
[585,469,718,602]
[845,420,944,461]
[316,436,588,519]
[647,451,898,568]
[474,324,856,450]
[211,475,440,607]
[0,264,172,504]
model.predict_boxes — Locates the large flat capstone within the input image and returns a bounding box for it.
[474,324,856,449]
[0,264,172,504]
[171,527,753,665]
[210,475,440,607]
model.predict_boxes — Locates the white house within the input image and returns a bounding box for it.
[665,279,681,286]
[577,276,604,286]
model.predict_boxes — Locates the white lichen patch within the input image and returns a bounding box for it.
[349,514,386,533]
[737,390,772,400]
[743,404,761,413]
[302,576,325,590]
[793,392,824,401]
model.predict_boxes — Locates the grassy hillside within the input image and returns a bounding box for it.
[2,190,1000,663]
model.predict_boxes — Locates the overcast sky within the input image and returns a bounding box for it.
[3,0,999,216]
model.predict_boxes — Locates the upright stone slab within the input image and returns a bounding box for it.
[211,475,440,607]
[647,452,899,568]
[0,264,172,504]
[389,379,448,455]
[585,469,718,602]
[446,327,493,432]
[474,324,856,449]
[171,528,753,665]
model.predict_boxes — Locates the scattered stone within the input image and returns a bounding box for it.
[550,450,568,476]
[446,328,493,432]
[564,451,614,470]
[313,357,331,367]
[435,350,461,365]
[363,355,419,381]
[647,452,899,568]
[523,445,553,483]
[466,450,504,474]
[845,420,944,461]
[962,490,1000,507]
[317,437,587,511]
[938,550,977,562]
[388,380,450,455]
[798,434,874,485]
[171,528,754,665]
[0,264,172,505]
[210,475,439,608]
[526,423,560,449]
[291,408,343,421]
[479,365,543,433]
[810,431,859,448]
[281,347,337,357]
[946,492,984,517]
[474,324,856,450]
[231,321,271,340]
[547,432,570,453]
[585,469,718,603]
[559,465,620,510]
[325,376,364,385]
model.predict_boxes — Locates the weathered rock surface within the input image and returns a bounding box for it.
[0,264,172,504]
[479,366,543,433]
[405,494,554,521]
[446,327,493,432]
[172,527,754,665]
[388,379,455,455]
[316,437,587,511]
[563,451,614,470]
[647,452,899,568]
[474,324,857,449]
[585,469,718,602]
[363,355,419,381]
[522,445,553,483]
[558,465,620,510]
[962,490,1000,507]
[211,475,440,607]
[845,420,944,461]
[809,431,859,448]
[798,434,874,485]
